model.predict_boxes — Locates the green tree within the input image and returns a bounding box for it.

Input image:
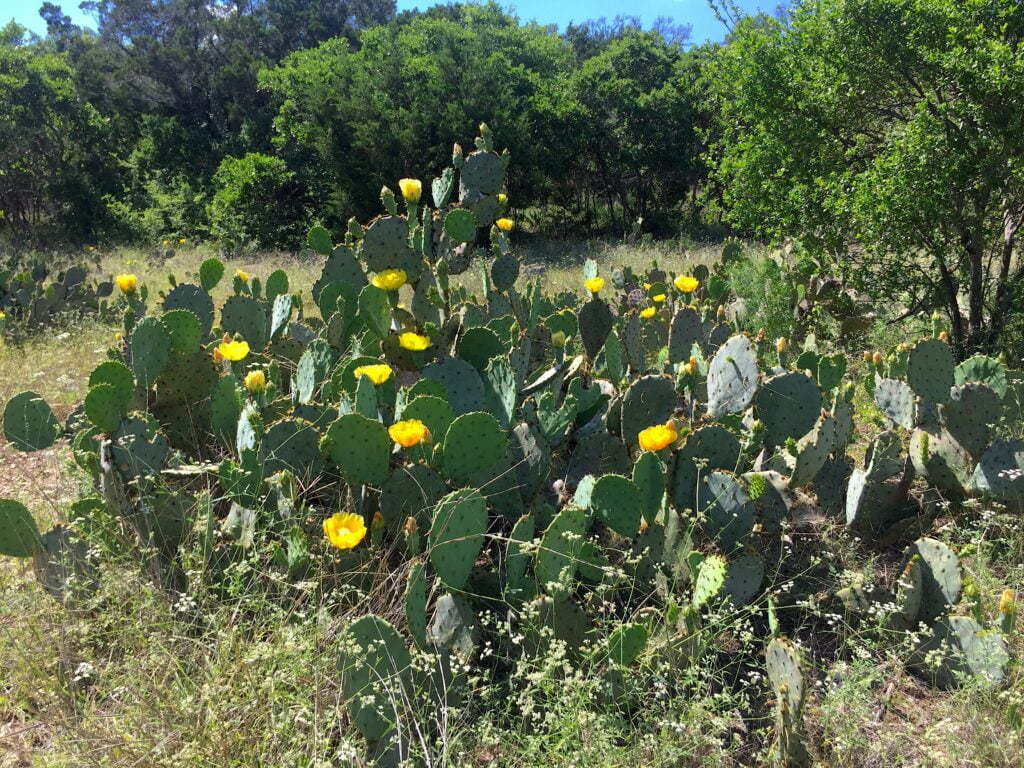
[0,22,109,243]
[710,0,1024,356]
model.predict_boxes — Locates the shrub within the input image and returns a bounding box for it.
[207,153,309,249]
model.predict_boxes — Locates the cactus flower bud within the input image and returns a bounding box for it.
[403,516,418,537]
[244,369,267,393]
[872,351,884,366]
[716,305,726,320]
[453,143,463,159]
[776,336,789,354]
[863,350,872,362]
[551,330,567,348]
[756,328,766,343]
[999,589,1015,615]
[938,331,949,342]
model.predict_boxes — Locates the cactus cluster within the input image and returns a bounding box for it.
[0,263,114,334]
[1,125,1020,762]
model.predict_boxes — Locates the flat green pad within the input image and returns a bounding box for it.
[338,615,411,741]
[429,488,487,589]
[321,414,390,486]
[755,371,822,446]
[129,316,171,389]
[442,412,505,484]
[84,384,125,433]
[0,498,42,557]
[88,360,134,402]
[707,334,759,418]
[907,338,954,403]
[444,209,476,242]
[590,474,642,537]
[4,391,59,452]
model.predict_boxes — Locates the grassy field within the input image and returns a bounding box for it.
[1,241,1021,767]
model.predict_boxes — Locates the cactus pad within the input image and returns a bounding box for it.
[911,615,1008,689]
[423,358,487,414]
[971,439,1024,502]
[692,553,726,608]
[905,537,961,623]
[258,419,324,479]
[429,488,487,589]
[338,615,411,741]
[4,391,60,452]
[578,298,613,360]
[875,378,916,429]
[129,316,171,389]
[164,283,214,337]
[697,471,754,552]
[220,295,268,352]
[442,411,505,484]
[620,374,675,445]
[940,383,1001,458]
[535,505,588,590]
[707,334,759,418]
[85,384,126,433]
[321,414,390,486]
[671,425,740,511]
[954,354,1007,398]
[907,338,954,403]
[754,371,822,446]
[0,498,42,556]
[724,552,765,605]
[589,474,642,537]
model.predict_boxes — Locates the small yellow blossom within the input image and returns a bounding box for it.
[938,331,949,342]
[244,370,267,393]
[497,193,508,204]
[235,269,250,283]
[674,275,700,293]
[323,512,367,550]
[371,269,407,292]
[398,178,422,203]
[389,419,431,447]
[584,277,605,294]
[354,363,393,385]
[999,589,1015,615]
[217,338,250,362]
[643,282,652,290]
[652,293,666,304]
[398,331,431,351]
[640,307,656,319]
[115,274,137,294]
[638,422,678,451]
[178,238,187,244]
[495,218,514,232]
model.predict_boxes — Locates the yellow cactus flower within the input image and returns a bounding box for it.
[162,239,170,246]
[398,178,422,203]
[495,218,514,232]
[652,293,666,304]
[353,363,393,385]
[398,331,431,351]
[235,269,250,283]
[776,337,789,354]
[114,330,123,341]
[640,307,656,319]
[217,339,250,362]
[115,273,137,294]
[244,370,267,393]
[371,269,407,292]
[643,282,652,290]
[938,331,949,342]
[999,589,1015,615]
[638,422,678,452]
[178,238,187,245]
[0,311,5,319]
[389,418,431,447]
[323,512,367,550]
[674,275,700,293]
[497,193,508,204]
[584,277,605,294]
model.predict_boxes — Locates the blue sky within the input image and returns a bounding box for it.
[5,0,766,43]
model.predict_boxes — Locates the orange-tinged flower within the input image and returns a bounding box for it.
[638,422,678,451]
[217,339,249,361]
[323,512,367,550]
[674,275,699,293]
[389,418,431,447]
[495,218,514,232]
[354,363,393,385]
[584,277,605,294]
[398,178,422,203]
[999,588,1015,615]
[115,274,137,293]
[371,269,407,291]
[398,331,431,351]
[640,307,656,319]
